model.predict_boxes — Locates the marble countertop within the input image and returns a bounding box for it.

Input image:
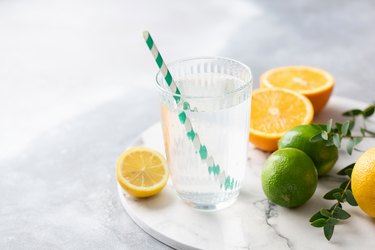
[1,0,375,249]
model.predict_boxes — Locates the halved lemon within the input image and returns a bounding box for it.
[250,88,314,151]
[260,66,334,113]
[116,147,169,198]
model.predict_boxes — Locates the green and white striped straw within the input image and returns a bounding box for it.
[143,31,238,190]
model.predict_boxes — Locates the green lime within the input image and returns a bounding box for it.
[262,148,318,208]
[278,124,338,176]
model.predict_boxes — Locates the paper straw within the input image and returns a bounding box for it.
[143,31,238,190]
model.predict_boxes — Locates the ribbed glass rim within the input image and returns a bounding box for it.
[155,56,252,100]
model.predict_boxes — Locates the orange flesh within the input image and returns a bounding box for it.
[251,89,313,134]
[266,68,328,91]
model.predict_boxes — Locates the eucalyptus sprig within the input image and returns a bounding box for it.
[309,163,358,240]
[310,103,375,155]
[309,103,375,240]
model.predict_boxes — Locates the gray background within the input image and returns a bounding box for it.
[1,0,374,249]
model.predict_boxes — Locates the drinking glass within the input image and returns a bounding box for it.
[155,57,252,210]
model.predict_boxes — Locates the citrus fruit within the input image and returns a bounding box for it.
[250,88,314,151]
[278,125,338,176]
[260,66,334,113]
[262,148,318,208]
[116,147,169,198]
[351,148,375,217]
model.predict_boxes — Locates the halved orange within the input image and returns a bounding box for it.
[260,66,334,113]
[250,88,314,151]
[116,147,169,198]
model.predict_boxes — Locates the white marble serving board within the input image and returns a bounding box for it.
[118,96,375,250]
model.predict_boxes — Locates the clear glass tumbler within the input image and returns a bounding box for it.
[156,57,252,210]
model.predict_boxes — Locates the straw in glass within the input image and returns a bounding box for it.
[143,31,238,190]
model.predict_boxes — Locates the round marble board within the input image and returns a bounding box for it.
[118,96,375,250]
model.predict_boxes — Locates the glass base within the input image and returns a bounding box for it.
[177,191,239,211]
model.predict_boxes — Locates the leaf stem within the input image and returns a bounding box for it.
[329,179,351,217]
[344,135,375,139]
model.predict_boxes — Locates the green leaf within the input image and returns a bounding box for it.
[324,224,335,240]
[354,148,365,153]
[324,188,343,200]
[341,121,350,136]
[325,137,334,147]
[311,124,327,131]
[361,128,375,136]
[346,138,355,155]
[363,105,375,118]
[335,123,342,133]
[340,180,350,190]
[342,109,362,117]
[333,206,351,220]
[326,119,333,133]
[329,203,343,211]
[310,210,327,222]
[321,131,328,140]
[345,190,358,206]
[311,218,327,227]
[353,137,363,147]
[333,192,344,202]
[348,119,356,130]
[360,127,366,136]
[345,168,353,177]
[327,217,339,225]
[330,204,339,210]
[310,133,323,142]
[320,208,331,218]
[337,163,355,175]
[332,133,341,148]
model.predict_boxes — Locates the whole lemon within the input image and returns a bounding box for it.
[352,148,375,217]
[278,124,338,176]
[262,148,318,208]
